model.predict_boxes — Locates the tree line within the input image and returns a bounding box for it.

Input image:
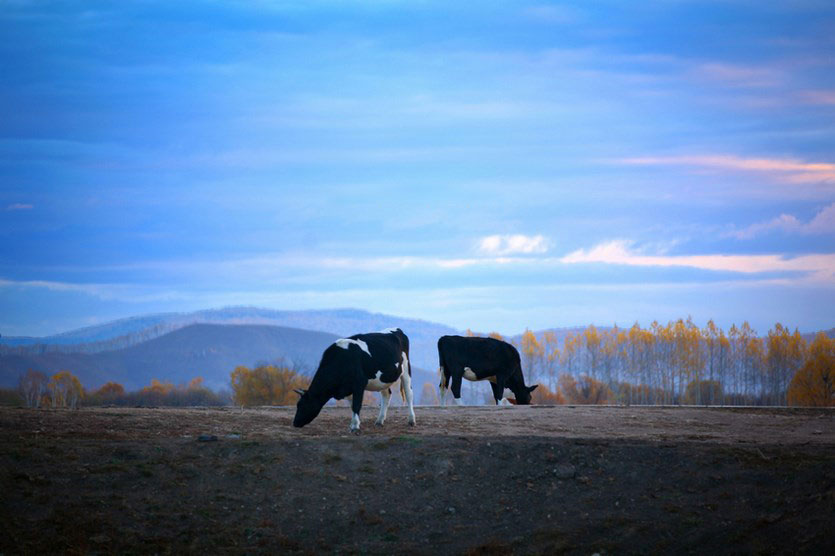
[12,370,230,408]
[5,318,833,409]
[496,319,833,407]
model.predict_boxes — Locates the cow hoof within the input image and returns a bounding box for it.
[375,421,384,427]
[351,429,361,435]
[408,420,416,427]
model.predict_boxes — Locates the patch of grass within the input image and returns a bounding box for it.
[394,435,422,445]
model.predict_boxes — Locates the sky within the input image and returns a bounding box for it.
[1,0,834,337]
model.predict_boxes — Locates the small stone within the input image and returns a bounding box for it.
[447,506,456,514]
[198,435,218,442]
[552,464,576,480]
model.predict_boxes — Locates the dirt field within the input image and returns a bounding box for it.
[1,405,833,555]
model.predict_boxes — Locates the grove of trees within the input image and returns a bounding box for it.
[230,364,310,407]
[494,319,833,407]
[7,318,832,409]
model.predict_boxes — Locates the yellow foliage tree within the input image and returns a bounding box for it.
[683,380,723,405]
[230,365,310,407]
[559,373,611,405]
[520,329,543,383]
[420,381,439,405]
[95,381,125,398]
[787,332,834,407]
[531,383,565,405]
[47,371,83,409]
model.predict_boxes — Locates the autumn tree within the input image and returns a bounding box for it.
[520,329,543,384]
[559,373,611,405]
[540,331,560,392]
[765,324,808,406]
[87,381,126,405]
[420,381,439,405]
[96,381,126,398]
[230,365,310,407]
[47,371,83,409]
[683,380,723,405]
[582,325,602,379]
[787,332,834,407]
[561,332,579,376]
[18,369,48,408]
[531,383,565,405]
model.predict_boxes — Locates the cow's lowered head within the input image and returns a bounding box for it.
[512,384,538,405]
[292,388,324,428]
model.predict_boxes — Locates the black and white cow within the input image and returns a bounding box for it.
[293,328,416,433]
[437,335,538,406]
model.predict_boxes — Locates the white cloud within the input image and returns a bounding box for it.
[616,154,835,185]
[732,202,835,239]
[560,240,835,283]
[477,234,549,256]
[6,203,33,210]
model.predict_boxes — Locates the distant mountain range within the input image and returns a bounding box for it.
[0,323,440,392]
[0,307,456,390]
[0,307,458,371]
[1,307,830,393]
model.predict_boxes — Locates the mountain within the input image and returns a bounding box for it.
[0,324,338,391]
[0,307,457,371]
[0,323,438,393]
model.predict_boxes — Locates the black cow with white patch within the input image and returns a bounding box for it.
[293,328,416,433]
[437,335,538,406]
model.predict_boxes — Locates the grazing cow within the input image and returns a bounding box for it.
[293,328,416,433]
[437,335,538,406]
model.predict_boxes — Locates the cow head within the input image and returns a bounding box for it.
[513,384,538,405]
[292,389,324,428]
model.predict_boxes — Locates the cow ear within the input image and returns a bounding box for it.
[293,388,307,396]
[528,385,539,393]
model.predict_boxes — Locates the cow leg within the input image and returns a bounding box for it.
[489,382,504,405]
[451,372,464,406]
[350,381,365,434]
[400,357,416,426]
[439,367,450,406]
[375,387,391,426]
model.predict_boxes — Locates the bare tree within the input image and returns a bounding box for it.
[18,370,47,408]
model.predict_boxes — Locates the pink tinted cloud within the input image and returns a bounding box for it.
[732,203,835,239]
[617,155,835,184]
[6,203,33,210]
[561,240,835,283]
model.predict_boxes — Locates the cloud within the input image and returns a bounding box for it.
[731,203,835,239]
[560,240,835,283]
[799,90,835,106]
[477,234,548,256]
[616,154,835,184]
[5,203,33,210]
[694,62,782,88]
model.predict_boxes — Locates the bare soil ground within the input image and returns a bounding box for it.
[1,405,833,555]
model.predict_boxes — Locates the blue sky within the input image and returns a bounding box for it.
[1,0,834,337]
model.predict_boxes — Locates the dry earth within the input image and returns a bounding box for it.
[1,405,833,555]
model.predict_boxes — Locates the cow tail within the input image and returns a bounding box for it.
[400,343,409,403]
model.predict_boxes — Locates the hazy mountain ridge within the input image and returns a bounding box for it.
[0,324,341,391]
[0,307,458,370]
[0,323,439,393]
